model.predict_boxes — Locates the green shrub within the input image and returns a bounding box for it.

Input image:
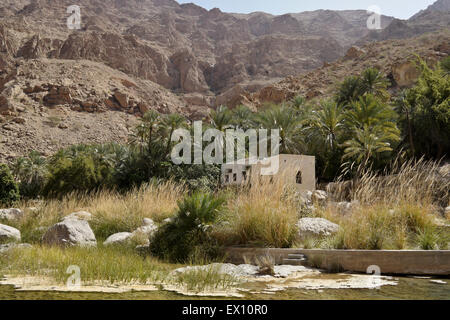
[416,227,440,250]
[441,56,450,75]
[0,164,20,206]
[44,155,100,196]
[149,193,226,263]
[43,145,117,196]
[402,58,450,159]
[167,164,221,192]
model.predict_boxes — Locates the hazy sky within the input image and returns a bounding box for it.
[176,0,437,19]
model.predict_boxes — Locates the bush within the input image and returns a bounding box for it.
[416,227,440,250]
[403,58,450,159]
[0,164,20,206]
[441,56,450,75]
[149,193,225,262]
[43,145,117,196]
[167,164,221,192]
[44,155,102,196]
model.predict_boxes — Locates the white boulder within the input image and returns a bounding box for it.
[297,217,340,239]
[143,218,155,226]
[0,223,21,242]
[103,232,133,246]
[312,190,328,205]
[62,211,92,221]
[132,225,158,237]
[163,217,174,224]
[132,218,158,237]
[42,219,97,247]
[331,201,360,215]
[0,208,24,221]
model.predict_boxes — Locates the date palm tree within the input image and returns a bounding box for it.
[345,94,400,140]
[441,56,450,75]
[359,68,389,100]
[161,113,187,158]
[11,151,47,197]
[255,105,307,154]
[335,76,363,106]
[342,125,395,166]
[130,110,161,153]
[311,100,346,150]
[231,105,255,130]
[210,105,233,132]
[394,91,416,156]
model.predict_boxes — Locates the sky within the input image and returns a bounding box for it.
[176,0,437,19]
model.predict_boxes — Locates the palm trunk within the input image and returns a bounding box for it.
[406,111,415,157]
[165,127,174,158]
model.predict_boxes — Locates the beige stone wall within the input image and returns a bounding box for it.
[222,154,316,191]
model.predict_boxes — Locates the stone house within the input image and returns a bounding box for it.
[221,154,315,192]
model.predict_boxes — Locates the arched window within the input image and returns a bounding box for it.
[296,171,302,184]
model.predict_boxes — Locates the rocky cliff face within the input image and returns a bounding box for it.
[243,30,450,109]
[0,0,448,161]
[0,0,395,102]
[360,0,450,44]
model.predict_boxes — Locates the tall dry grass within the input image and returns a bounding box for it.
[7,181,187,242]
[351,157,449,207]
[216,173,299,248]
[87,181,186,239]
[317,158,450,250]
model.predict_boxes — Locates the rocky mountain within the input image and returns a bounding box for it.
[411,0,450,18]
[0,0,448,161]
[241,30,450,109]
[360,0,450,43]
[0,0,395,110]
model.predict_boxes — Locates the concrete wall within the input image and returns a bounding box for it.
[276,154,315,192]
[225,248,450,275]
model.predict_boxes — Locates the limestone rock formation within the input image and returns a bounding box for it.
[63,211,93,221]
[42,219,97,247]
[0,208,24,221]
[392,61,421,87]
[103,232,133,246]
[0,0,448,161]
[248,30,449,108]
[0,223,21,242]
[297,218,340,239]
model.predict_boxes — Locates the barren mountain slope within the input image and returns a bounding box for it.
[0,0,448,162]
[0,0,395,100]
[360,0,450,44]
[240,30,450,108]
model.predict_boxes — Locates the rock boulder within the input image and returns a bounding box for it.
[311,190,328,205]
[0,208,24,221]
[297,217,339,239]
[103,232,132,246]
[0,223,21,242]
[42,219,96,247]
[62,211,92,221]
